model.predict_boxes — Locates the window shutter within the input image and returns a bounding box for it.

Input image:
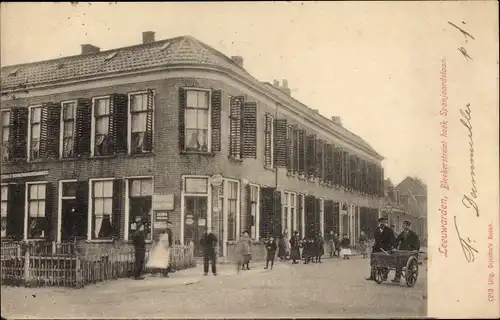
[241,102,257,158]
[315,198,321,235]
[246,185,253,232]
[39,104,50,159]
[75,99,92,157]
[178,88,186,152]
[12,108,28,159]
[324,200,334,233]
[264,114,273,167]
[274,119,287,167]
[75,181,89,239]
[273,190,282,237]
[292,126,299,173]
[110,93,128,154]
[298,129,305,174]
[286,125,293,172]
[7,183,25,240]
[112,179,124,240]
[379,167,385,197]
[333,202,340,232]
[142,90,154,152]
[211,89,222,152]
[362,160,368,194]
[306,134,316,177]
[259,187,275,239]
[305,195,316,238]
[354,156,361,192]
[44,182,54,241]
[334,147,341,186]
[229,96,243,158]
[46,103,61,159]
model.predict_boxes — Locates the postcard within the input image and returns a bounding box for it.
[0,1,498,319]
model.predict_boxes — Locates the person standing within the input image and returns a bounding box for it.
[146,223,172,277]
[392,220,421,283]
[132,223,146,280]
[278,234,288,262]
[314,232,324,263]
[289,231,301,264]
[366,217,396,281]
[264,236,277,269]
[200,230,218,276]
[235,231,252,272]
[340,233,352,259]
[359,230,368,259]
[325,230,335,258]
[334,233,341,258]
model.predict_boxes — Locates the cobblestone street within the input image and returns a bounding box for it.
[1,256,427,318]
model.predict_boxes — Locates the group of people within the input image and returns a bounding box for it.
[365,217,421,283]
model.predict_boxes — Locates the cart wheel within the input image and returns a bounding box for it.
[374,268,383,284]
[405,256,419,287]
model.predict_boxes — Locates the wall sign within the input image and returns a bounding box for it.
[155,211,169,221]
[153,194,174,211]
[210,174,223,187]
[185,177,209,193]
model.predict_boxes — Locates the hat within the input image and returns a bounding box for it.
[378,217,388,222]
[403,220,411,225]
[166,220,173,225]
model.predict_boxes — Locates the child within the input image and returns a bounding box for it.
[340,233,352,259]
[264,236,277,269]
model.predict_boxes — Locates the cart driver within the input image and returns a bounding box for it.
[392,220,421,283]
[365,217,396,281]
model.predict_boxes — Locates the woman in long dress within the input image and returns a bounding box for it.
[146,229,171,277]
[339,233,352,260]
[278,234,288,261]
[235,231,252,272]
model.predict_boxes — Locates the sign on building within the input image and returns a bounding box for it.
[152,194,174,211]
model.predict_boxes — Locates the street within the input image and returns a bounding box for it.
[1,256,427,318]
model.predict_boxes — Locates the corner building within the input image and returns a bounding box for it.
[0,33,385,257]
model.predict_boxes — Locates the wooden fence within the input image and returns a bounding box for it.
[1,241,195,288]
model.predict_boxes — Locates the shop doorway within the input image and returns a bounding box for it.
[183,196,207,257]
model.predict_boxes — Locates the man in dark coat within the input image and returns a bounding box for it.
[366,217,396,281]
[132,223,147,280]
[392,220,421,283]
[314,232,325,263]
[165,221,174,273]
[264,236,278,269]
[289,231,301,264]
[200,231,218,276]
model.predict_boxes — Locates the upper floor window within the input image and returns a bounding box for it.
[29,106,42,160]
[185,90,210,152]
[129,91,153,154]
[92,97,111,156]
[61,101,76,158]
[1,111,11,162]
[264,114,274,168]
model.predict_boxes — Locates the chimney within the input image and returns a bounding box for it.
[142,31,155,44]
[81,44,100,55]
[331,116,343,127]
[231,56,244,67]
[273,79,279,87]
[280,79,291,96]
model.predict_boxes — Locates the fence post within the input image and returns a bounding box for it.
[75,256,82,288]
[52,241,56,255]
[23,249,30,286]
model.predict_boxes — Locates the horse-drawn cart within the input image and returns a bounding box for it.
[370,250,420,287]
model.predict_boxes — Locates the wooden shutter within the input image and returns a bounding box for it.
[264,114,273,167]
[325,143,333,184]
[44,182,54,241]
[178,88,186,152]
[7,183,25,240]
[286,125,293,172]
[306,134,316,177]
[229,96,243,157]
[75,180,89,239]
[112,179,124,240]
[245,185,253,231]
[12,108,28,159]
[274,119,287,167]
[379,167,385,197]
[109,94,128,154]
[305,195,316,237]
[298,129,305,174]
[333,202,340,232]
[75,98,92,157]
[242,102,257,158]
[47,103,61,159]
[38,104,50,159]
[260,187,275,239]
[142,90,154,152]
[211,89,222,152]
[314,198,321,235]
[324,200,334,233]
[273,190,282,237]
[292,126,299,173]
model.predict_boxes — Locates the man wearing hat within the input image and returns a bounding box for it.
[366,217,396,281]
[132,222,147,280]
[392,220,421,283]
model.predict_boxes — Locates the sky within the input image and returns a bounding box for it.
[0,1,496,185]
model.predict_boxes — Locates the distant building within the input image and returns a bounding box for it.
[381,177,427,244]
[1,32,385,256]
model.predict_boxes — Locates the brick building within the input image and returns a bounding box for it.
[1,32,385,257]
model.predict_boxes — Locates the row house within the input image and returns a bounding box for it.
[0,32,385,257]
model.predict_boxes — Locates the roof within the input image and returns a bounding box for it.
[395,177,427,196]
[1,35,382,159]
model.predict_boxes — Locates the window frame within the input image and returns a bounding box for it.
[319,198,325,237]
[1,183,8,238]
[87,177,115,241]
[183,88,212,153]
[264,114,274,168]
[57,179,77,242]
[59,100,78,159]
[180,175,212,245]
[124,176,154,242]
[90,95,111,157]
[225,179,240,242]
[127,90,155,155]
[24,181,48,241]
[1,110,11,162]
[248,183,260,240]
[27,105,43,161]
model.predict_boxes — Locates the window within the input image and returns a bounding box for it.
[283,191,296,236]
[299,194,305,238]
[227,180,238,241]
[319,198,324,237]
[92,97,111,156]
[61,102,76,158]
[282,191,289,235]
[1,111,11,161]
[249,184,259,240]
[185,90,210,152]
[60,181,79,240]
[264,114,274,167]
[127,178,153,240]
[91,180,114,239]
[27,183,46,239]
[229,96,242,158]
[29,106,42,160]
[290,193,296,233]
[1,185,7,238]
[129,92,153,154]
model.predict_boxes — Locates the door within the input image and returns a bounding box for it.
[184,196,208,257]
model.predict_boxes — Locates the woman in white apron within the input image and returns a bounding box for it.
[146,229,171,277]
